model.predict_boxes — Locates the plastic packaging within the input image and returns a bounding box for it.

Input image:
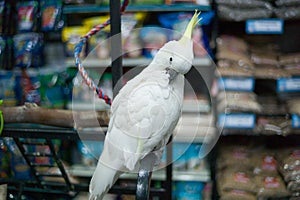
[98,73,113,100]
[0,184,7,200]
[0,139,11,178]
[158,12,211,57]
[279,52,300,65]
[139,26,168,58]
[275,6,300,20]
[0,36,5,69]
[15,69,41,105]
[219,189,256,200]
[174,181,205,200]
[218,5,273,21]
[77,140,104,166]
[256,116,291,136]
[39,67,69,108]
[13,33,44,68]
[3,37,14,70]
[217,91,262,113]
[0,70,17,106]
[221,168,257,194]
[17,1,39,32]
[287,98,300,116]
[216,35,254,72]
[62,26,89,58]
[82,15,110,59]
[255,175,290,198]
[4,138,32,180]
[216,0,272,9]
[0,0,4,34]
[41,0,63,32]
[253,153,278,175]
[122,13,145,58]
[275,0,300,6]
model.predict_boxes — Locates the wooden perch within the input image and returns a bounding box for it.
[1,103,110,128]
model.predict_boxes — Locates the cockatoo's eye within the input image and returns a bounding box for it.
[169,57,173,62]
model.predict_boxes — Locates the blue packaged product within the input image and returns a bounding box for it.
[13,33,44,68]
[158,12,214,58]
[173,143,190,170]
[186,143,203,170]
[78,140,104,166]
[4,138,32,180]
[174,181,205,200]
[0,70,17,106]
[0,36,5,69]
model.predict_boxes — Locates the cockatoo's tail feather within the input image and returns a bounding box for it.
[180,10,201,43]
[89,162,121,200]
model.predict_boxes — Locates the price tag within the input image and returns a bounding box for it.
[277,78,300,92]
[246,19,284,34]
[218,77,255,92]
[218,113,256,129]
[292,114,300,128]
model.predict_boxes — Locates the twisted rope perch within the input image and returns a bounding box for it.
[74,0,129,106]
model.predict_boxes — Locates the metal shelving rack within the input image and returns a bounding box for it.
[1,124,173,199]
[63,4,211,14]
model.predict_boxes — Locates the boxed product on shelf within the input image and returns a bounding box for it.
[173,180,205,200]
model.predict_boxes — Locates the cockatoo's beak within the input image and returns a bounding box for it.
[179,10,201,44]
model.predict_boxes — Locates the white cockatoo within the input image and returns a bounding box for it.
[89,10,201,200]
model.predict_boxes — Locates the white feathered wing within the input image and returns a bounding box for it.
[89,68,184,200]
